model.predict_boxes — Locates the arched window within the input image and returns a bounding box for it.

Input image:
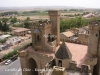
[37,34,41,42]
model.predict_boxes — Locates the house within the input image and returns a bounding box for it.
[13,28,30,36]
[60,31,75,41]
[83,13,95,18]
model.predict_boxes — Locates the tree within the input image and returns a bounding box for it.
[26,17,30,21]
[24,21,30,28]
[60,16,89,32]
[2,18,8,23]
[10,17,17,24]
[0,21,2,30]
[0,38,7,44]
[2,22,9,32]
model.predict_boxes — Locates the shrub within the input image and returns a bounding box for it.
[0,38,7,44]
[3,54,8,59]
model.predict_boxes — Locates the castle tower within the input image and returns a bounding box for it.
[88,21,100,56]
[30,21,52,50]
[88,20,100,75]
[48,11,60,46]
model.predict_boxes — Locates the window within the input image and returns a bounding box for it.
[96,34,98,37]
[58,60,62,67]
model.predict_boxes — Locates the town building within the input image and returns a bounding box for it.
[13,28,30,36]
[60,31,75,41]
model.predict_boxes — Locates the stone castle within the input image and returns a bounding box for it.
[18,11,100,75]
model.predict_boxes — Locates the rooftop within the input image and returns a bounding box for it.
[61,31,74,37]
[83,13,94,18]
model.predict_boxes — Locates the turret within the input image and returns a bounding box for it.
[88,20,100,56]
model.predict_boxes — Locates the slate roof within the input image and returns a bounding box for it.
[34,28,40,33]
[55,41,72,59]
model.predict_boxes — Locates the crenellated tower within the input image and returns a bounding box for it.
[88,20,100,56]
[30,20,52,50]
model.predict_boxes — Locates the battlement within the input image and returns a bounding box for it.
[89,20,100,25]
[17,50,28,57]
[89,20,100,30]
[43,61,92,75]
[30,20,52,29]
[69,61,92,74]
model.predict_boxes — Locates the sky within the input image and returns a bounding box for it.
[0,0,100,8]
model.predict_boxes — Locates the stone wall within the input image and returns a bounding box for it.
[78,33,89,45]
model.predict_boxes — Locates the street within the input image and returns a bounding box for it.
[0,58,22,75]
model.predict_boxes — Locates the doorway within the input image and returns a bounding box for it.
[29,58,38,75]
[58,60,62,67]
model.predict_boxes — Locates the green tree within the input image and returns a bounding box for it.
[11,17,17,24]
[60,16,89,32]
[2,22,9,32]
[24,22,30,28]
[0,38,7,44]
[26,17,30,21]
[0,21,2,30]
[2,18,8,23]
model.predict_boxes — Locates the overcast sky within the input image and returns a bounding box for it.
[0,0,100,8]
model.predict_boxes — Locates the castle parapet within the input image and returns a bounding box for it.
[30,20,52,29]
[69,61,77,70]
[81,64,91,73]
[51,66,66,75]
[69,61,92,74]
[89,20,100,30]
[17,50,27,57]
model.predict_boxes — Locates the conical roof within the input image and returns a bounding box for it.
[55,41,72,59]
[34,28,40,33]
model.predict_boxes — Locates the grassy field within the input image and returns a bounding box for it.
[0,10,92,20]
[61,12,83,15]
[20,11,48,16]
